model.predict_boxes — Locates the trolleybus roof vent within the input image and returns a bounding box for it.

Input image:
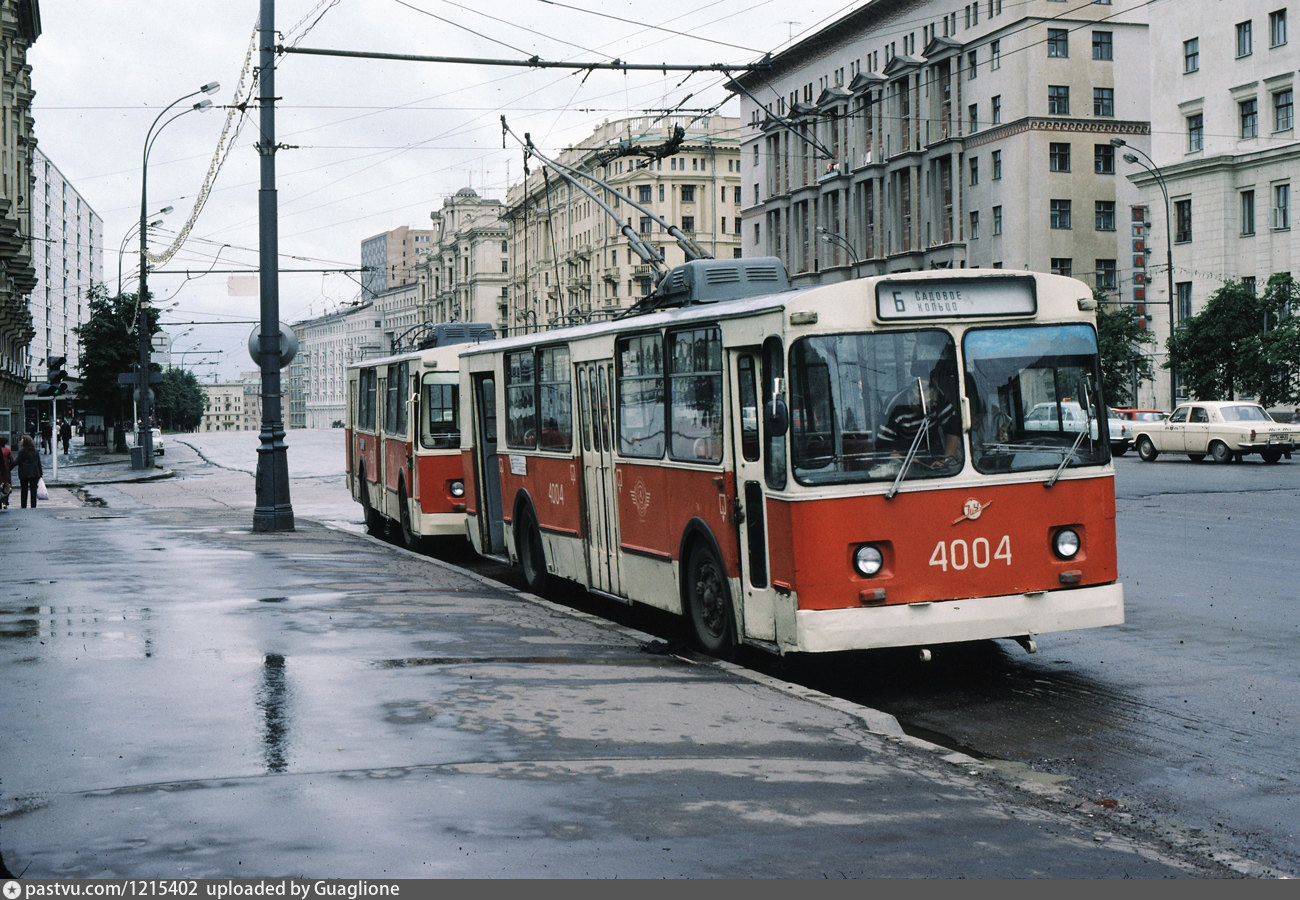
[418,321,496,349]
[641,257,792,312]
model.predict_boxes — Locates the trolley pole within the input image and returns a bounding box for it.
[253,0,294,532]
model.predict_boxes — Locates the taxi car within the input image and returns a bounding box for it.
[1131,401,1295,464]
[1021,401,1131,456]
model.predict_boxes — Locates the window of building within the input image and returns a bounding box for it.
[1177,282,1193,322]
[1274,89,1294,131]
[1175,198,1193,242]
[992,149,1002,179]
[1274,183,1291,230]
[1050,199,1072,229]
[1047,28,1069,57]
[1188,113,1204,151]
[1050,142,1071,172]
[1241,97,1258,138]
[992,94,1001,124]
[681,215,695,233]
[1184,37,1199,73]
[1270,9,1287,47]
[680,185,695,202]
[1237,20,1253,57]
[501,259,509,273]
[1095,259,1117,290]
[968,50,977,78]
[1241,189,1256,235]
[969,156,979,185]
[1094,143,1115,174]
[660,184,666,202]
[1051,258,1072,276]
[1093,30,1113,60]
[1095,200,1116,231]
[1048,85,1069,114]
[639,216,653,234]
[991,39,1001,69]
[638,184,652,203]
[992,205,1003,235]
[969,103,978,131]
[1094,87,1114,117]
[970,210,980,239]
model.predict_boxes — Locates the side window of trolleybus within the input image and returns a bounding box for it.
[668,327,723,463]
[421,377,458,449]
[789,330,962,484]
[617,334,665,458]
[962,324,1109,473]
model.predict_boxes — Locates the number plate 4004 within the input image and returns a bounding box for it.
[929,536,1012,572]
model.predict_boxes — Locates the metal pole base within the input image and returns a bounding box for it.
[253,421,294,532]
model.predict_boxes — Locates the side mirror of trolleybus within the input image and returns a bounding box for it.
[765,378,790,436]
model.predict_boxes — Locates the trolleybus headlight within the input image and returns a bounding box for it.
[853,544,885,577]
[1053,528,1081,560]
[450,480,465,498]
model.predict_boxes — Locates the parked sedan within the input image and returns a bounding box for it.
[1132,401,1296,464]
[1021,401,1130,456]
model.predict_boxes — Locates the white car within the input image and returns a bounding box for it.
[1132,401,1296,464]
[131,427,165,456]
[1021,401,1129,455]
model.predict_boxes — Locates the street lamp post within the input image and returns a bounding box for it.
[1112,137,1177,412]
[136,82,219,469]
[118,207,171,294]
[815,226,862,278]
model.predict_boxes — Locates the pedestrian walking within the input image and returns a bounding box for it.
[39,418,52,454]
[59,417,72,454]
[0,435,12,509]
[16,434,43,508]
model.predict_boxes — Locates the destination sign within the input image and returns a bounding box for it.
[876,276,1037,320]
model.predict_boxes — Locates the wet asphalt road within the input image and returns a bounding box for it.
[12,433,1293,876]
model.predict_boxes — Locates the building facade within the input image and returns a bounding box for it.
[1140,1,1298,406]
[29,146,102,392]
[199,378,260,432]
[733,0,1150,291]
[416,187,508,338]
[292,302,383,429]
[505,115,742,335]
[1,0,40,443]
[360,225,436,299]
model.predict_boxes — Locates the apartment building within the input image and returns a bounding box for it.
[360,225,436,299]
[199,378,260,432]
[504,115,742,334]
[415,187,509,338]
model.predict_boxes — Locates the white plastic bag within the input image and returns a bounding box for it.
[36,476,49,501]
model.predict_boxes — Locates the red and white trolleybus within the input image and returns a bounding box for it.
[457,260,1124,657]
[346,323,493,549]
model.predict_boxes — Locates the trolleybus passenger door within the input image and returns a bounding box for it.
[728,348,779,643]
[472,373,505,555]
[578,361,622,596]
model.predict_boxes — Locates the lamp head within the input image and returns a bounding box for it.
[1123,153,1139,164]
[193,99,214,111]
[1110,137,1127,148]
[200,81,221,95]
[158,205,175,215]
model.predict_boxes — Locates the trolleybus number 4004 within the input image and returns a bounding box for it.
[928,536,1012,572]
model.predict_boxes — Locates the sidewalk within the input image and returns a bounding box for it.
[0,456,1268,878]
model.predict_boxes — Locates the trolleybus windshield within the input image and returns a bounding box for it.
[788,323,1108,485]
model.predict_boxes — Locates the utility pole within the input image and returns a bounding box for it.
[253,0,294,532]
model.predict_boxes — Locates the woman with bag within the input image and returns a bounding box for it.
[16,434,43,508]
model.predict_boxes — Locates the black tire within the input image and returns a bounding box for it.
[1111,444,1127,457]
[359,470,384,536]
[1261,448,1282,464]
[1210,441,1233,464]
[1187,453,1205,462]
[516,506,549,595]
[684,543,736,658]
[398,482,422,551]
[1136,436,1158,462]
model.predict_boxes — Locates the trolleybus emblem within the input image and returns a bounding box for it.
[631,478,652,519]
[952,497,992,525]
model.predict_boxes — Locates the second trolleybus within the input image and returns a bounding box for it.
[454,259,1125,657]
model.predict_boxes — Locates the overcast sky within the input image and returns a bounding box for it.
[29,0,859,380]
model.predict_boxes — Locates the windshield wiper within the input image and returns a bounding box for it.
[887,378,930,500]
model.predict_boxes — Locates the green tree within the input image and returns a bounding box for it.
[154,367,207,432]
[1254,273,1300,407]
[74,284,161,449]
[1166,280,1263,401]
[1095,289,1155,408]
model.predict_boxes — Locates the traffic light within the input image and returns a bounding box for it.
[39,355,68,397]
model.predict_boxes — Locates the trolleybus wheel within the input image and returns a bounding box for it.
[516,507,549,596]
[1210,441,1233,464]
[1136,436,1158,462]
[398,482,422,551]
[360,472,384,536]
[685,543,735,658]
